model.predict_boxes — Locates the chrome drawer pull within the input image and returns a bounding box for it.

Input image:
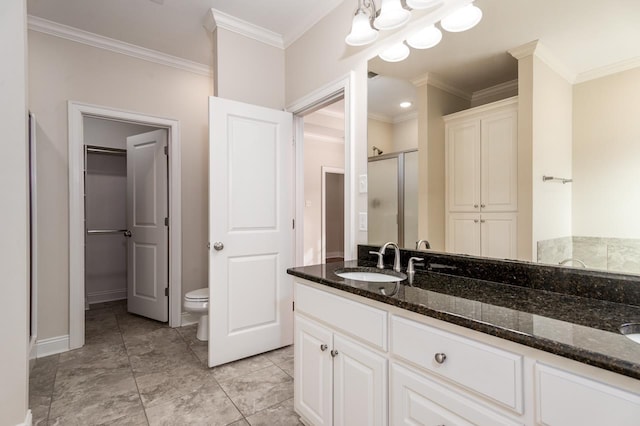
[434,353,447,364]
[320,344,328,351]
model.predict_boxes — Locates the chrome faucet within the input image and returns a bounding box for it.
[416,239,431,250]
[376,242,401,272]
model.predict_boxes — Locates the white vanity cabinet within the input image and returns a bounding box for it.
[294,282,388,426]
[536,364,640,426]
[445,97,518,259]
[293,279,640,426]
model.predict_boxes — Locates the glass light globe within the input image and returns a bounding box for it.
[374,0,411,30]
[345,9,378,46]
[406,24,442,49]
[379,42,410,62]
[406,0,443,10]
[441,3,482,32]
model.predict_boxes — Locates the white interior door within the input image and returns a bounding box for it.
[126,129,168,322]
[209,96,293,367]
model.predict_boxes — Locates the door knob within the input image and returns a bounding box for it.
[213,242,224,251]
[123,230,132,237]
[434,353,447,364]
[330,350,339,357]
[320,344,328,351]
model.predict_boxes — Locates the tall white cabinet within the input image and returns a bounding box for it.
[445,97,518,259]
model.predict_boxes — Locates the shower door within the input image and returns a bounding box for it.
[368,150,418,249]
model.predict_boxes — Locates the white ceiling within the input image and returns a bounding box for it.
[27,0,640,122]
[26,0,345,65]
[368,0,640,119]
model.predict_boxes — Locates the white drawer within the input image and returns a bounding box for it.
[391,315,523,412]
[295,281,388,351]
[391,362,522,426]
[536,364,640,426]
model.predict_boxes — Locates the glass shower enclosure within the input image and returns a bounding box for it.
[368,149,418,249]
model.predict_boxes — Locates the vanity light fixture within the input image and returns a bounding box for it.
[406,24,442,49]
[406,0,444,9]
[374,0,411,30]
[345,2,379,46]
[441,2,483,32]
[379,41,410,62]
[400,101,412,108]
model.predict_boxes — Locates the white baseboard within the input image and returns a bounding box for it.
[17,409,32,426]
[181,311,199,326]
[87,288,127,305]
[36,335,69,358]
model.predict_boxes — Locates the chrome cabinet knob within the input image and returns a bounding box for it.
[434,353,447,364]
[213,242,224,251]
[330,350,339,357]
[320,344,328,351]
[474,204,479,208]
[481,203,486,208]
[123,230,132,237]
[474,219,479,223]
[480,219,486,223]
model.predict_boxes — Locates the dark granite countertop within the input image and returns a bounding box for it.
[287,260,640,380]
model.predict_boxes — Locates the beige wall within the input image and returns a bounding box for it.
[573,67,640,238]
[285,0,369,249]
[531,57,573,255]
[392,117,418,152]
[29,31,213,340]
[0,0,29,423]
[419,84,469,251]
[303,138,345,265]
[214,28,285,109]
[516,56,534,261]
[367,118,393,156]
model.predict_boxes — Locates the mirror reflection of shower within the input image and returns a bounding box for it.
[372,146,384,156]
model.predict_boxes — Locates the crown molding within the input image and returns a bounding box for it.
[509,40,575,83]
[471,79,519,105]
[28,15,212,77]
[303,131,345,144]
[412,73,472,100]
[208,8,284,49]
[575,56,640,84]
[368,113,393,124]
[394,111,418,124]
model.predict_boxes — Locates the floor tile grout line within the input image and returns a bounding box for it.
[115,305,152,426]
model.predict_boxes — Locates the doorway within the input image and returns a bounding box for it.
[300,100,347,266]
[68,102,182,350]
[322,167,345,263]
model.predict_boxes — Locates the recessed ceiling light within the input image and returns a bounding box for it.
[400,101,412,108]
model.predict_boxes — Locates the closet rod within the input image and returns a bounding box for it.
[87,229,128,235]
[85,145,127,156]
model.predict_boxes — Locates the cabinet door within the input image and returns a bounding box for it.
[446,213,481,256]
[480,213,517,259]
[295,315,333,426]
[446,120,481,212]
[333,334,388,426]
[391,362,521,426]
[480,110,518,212]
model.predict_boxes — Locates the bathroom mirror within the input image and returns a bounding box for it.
[366,0,640,275]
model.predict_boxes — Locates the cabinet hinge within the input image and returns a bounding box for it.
[165,287,169,296]
[292,219,295,229]
[292,301,295,311]
[164,217,169,226]
[164,146,168,156]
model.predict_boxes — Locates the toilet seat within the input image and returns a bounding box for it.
[185,288,209,301]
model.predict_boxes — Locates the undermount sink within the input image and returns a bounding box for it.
[620,323,640,344]
[334,267,407,283]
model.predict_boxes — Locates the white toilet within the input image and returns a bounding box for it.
[184,288,209,341]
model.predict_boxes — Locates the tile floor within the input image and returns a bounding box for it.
[29,300,300,426]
